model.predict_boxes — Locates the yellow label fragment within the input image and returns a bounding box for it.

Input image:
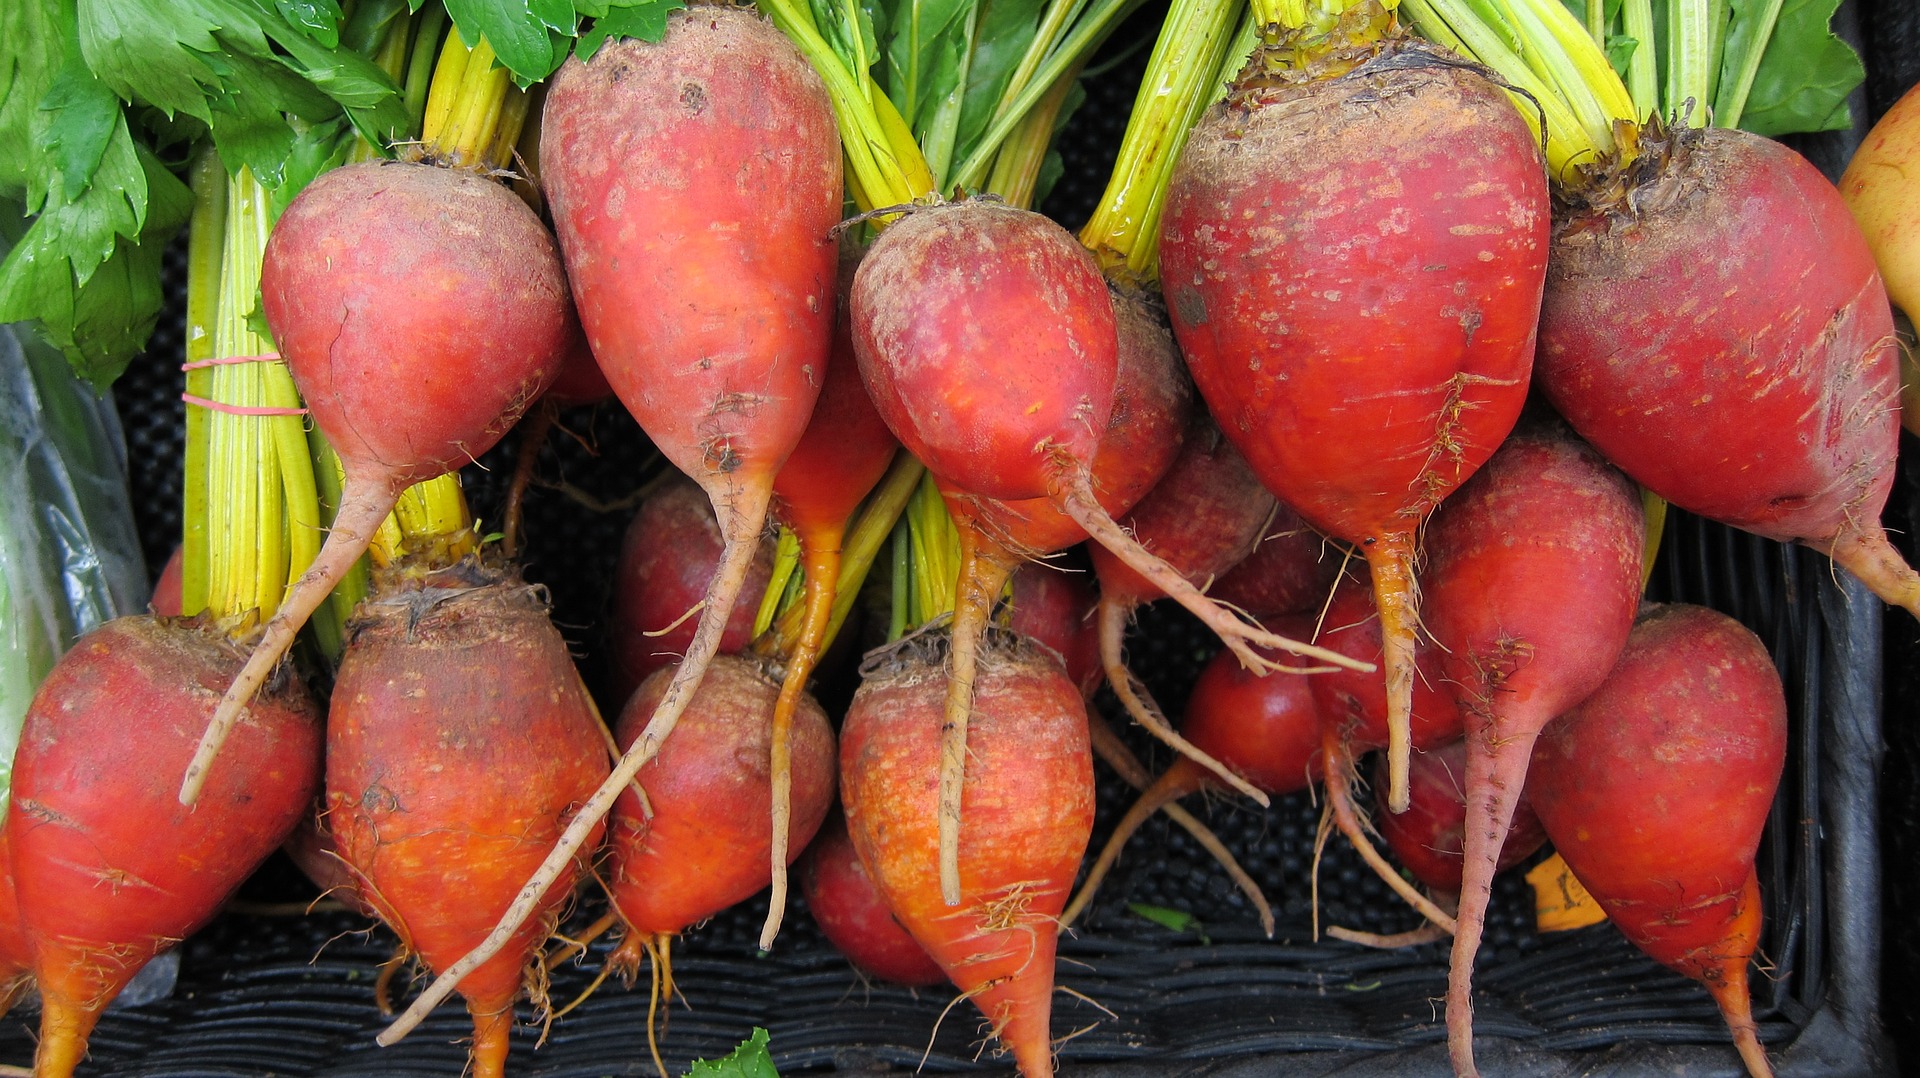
[1528,853,1609,932]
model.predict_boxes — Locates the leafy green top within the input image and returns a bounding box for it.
[684,1028,781,1078]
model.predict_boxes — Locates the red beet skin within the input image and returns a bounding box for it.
[1421,425,1644,1078]
[1539,127,1918,617]
[841,637,1094,1078]
[1309,570,1463,755]
[853,200,1118,503]
[0,826,28,1016]
[264,161,572,489]
[1373,740,1546,896]
[609,475,775,700]
[13,617,320,1078]
[1008,564,1102,697]
[800,812,945,987]
[1530,603,1787,1078]
[190,157,575,806]
[954,286,1192,559]
[1311,569,1469,927]
[328,575,609,1078]
[1060,625,1320,933]
[773,249,901,538]
[1179,619,1327,797]
[605,655,836,937]
[1159,40,1547,811]
[1088,419,1275,607]
[543,9,839,491]
[1207,501,1336,619]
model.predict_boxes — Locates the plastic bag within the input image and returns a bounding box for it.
[0,321,148,801]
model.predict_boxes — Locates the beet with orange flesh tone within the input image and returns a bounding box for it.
[1529,603,1788,1078]
[13,617,321,1078]
[840,634,1094,1078]
[1419,425,1644,1077]
[327,570,609,1078]
[1540,127,1919,620]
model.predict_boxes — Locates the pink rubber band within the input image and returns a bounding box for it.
[181,353,283,371]
[180,393,309,417]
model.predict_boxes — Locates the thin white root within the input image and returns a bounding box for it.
[1099,599,1268,807]
[377,480,773,1048]
[1059,468,1371,675]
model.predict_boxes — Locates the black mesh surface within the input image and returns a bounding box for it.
[39,1,1907,1074]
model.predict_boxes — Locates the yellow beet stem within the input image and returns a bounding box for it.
[755,527,804,637]
[202,168,328,645]
[348,13,416,163]
[181,147,227,617]
[1664,0,1714,123]
[1251,0,1395,37]
[756,0,934,209]
[1077,0,1247,282]
[420,26,471,148]
[767,452,925,656]
[983,61,1083,211]
[1621,0,1659,121]
[948,0,1158,192]
[1400,0,1632,181]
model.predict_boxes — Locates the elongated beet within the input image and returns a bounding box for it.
[1161,31,1547,810]
[841,633,1094,1078]
[14,617,321,1077]
[186,159,573,804]
[1530,604,1787,1078]
[391,9,847,1033]
[329,569,609,1077]
[758,251,899,948]
[1422,425,1644,1077]
[1539,126,1919,618]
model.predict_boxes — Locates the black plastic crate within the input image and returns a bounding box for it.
[5,1,1910,1073]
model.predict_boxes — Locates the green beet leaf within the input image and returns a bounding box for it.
[1718,0,1861,135]
[684,1028,780,1078]
[443,0,578,85]
[577,0,687,61]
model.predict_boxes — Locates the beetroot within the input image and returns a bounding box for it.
[1530,604,1788,1078]
[1540,127,1919,620]
[1160,31,1547,810]
[1372,739,1547,897]
[609,475,776,701]
[800,812,944,988]
[14,617,320,1076]
[328,570,609,1077]
[1421,426,1644,1077]
[188,159,574,804]
[840,634,1094,1078]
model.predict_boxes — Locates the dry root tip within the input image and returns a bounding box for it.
[1327,923,1451,949]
